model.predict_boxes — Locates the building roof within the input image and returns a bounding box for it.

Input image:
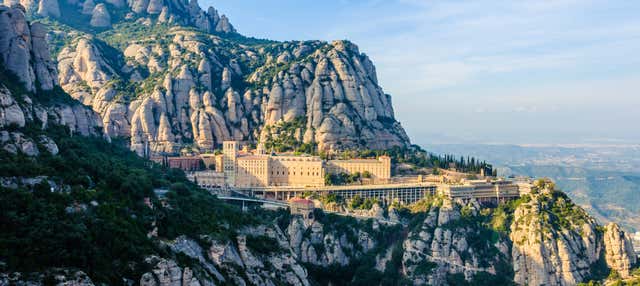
[330,158,382,163]
[237,155,269,161]
[270,155,322,161]
[168,156,202,161]
[289,198,314,205]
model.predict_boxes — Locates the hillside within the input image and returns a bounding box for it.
[0,3,639,286]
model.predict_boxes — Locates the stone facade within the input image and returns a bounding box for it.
[326,156,391,182]
[223,141,238,186]
[200,153,223,171]
[223,141,390,188]
[167,157,202,171]
[289,198,315,220]
[236,155,270,187]
[187,170,224,189]
[269,156,324,187]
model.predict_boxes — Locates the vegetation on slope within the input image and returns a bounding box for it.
[262,117,316,154]
[0,124,260,283]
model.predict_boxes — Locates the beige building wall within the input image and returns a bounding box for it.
[200,154,223,172]
[236,155,270,188]
[327,156,391,180]
[187,170,225,188]
[269,156,325,187]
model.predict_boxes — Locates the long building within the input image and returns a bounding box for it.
[326,157,391,183]
[437,180,532,204]
[186,170,225,189]
[223,141,391,188]
[268,155,325,187]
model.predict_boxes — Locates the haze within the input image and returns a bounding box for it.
[206,0,640,145]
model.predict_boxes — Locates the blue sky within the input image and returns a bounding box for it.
[204,0,640,145]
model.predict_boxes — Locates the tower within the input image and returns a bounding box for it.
[378,155,391,180]
[223,141,238,187]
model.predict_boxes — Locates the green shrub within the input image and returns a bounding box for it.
[245,235,281,255]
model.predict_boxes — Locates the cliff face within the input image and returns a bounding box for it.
[10,0,410,154]
[509,190,601,285]
[603,222,638,278]
[0,6,57,92]
[508,185,638,286]
[400,199,512,285]
[0,5,102,157]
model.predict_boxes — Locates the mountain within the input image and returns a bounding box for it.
[1,3,639,286]
[6,0,410,155]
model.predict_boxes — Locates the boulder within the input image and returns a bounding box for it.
[89,4,111,28]
[37,0,60,18]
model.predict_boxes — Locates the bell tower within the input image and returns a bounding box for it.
[223,141,238,186]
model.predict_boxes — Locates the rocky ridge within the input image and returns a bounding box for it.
[55,31,409,153]
[400,199,509,285]
[604,222,638,278]
[0,269,94,286]
[4,0,235,33]
[8,0,411,154]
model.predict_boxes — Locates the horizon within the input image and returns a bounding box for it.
[206,0,640,146]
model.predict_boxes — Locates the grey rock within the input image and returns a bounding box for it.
[0,86,26,128]
[104,0,124,8]
[146,0,162,14]
[37,135,58,155]
[81,0,94,15]
[604,223,637,278]
[89,4,111,27]
[36,0,60,18]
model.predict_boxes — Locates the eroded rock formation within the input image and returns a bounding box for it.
[604,223,638,278]
[57,33,409,154]
[0,6,58,92]
[89,3,110,27]
[0,5,102,155]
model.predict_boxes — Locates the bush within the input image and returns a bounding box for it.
[245,235,281,255]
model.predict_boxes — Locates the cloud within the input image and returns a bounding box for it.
[347,2,640,99]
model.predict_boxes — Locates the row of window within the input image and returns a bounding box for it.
[270,171,321,177]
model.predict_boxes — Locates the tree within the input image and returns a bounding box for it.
[349,195,364,209]
[324,173,334,186]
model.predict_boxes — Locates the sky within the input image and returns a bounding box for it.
[203,0,640,146]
